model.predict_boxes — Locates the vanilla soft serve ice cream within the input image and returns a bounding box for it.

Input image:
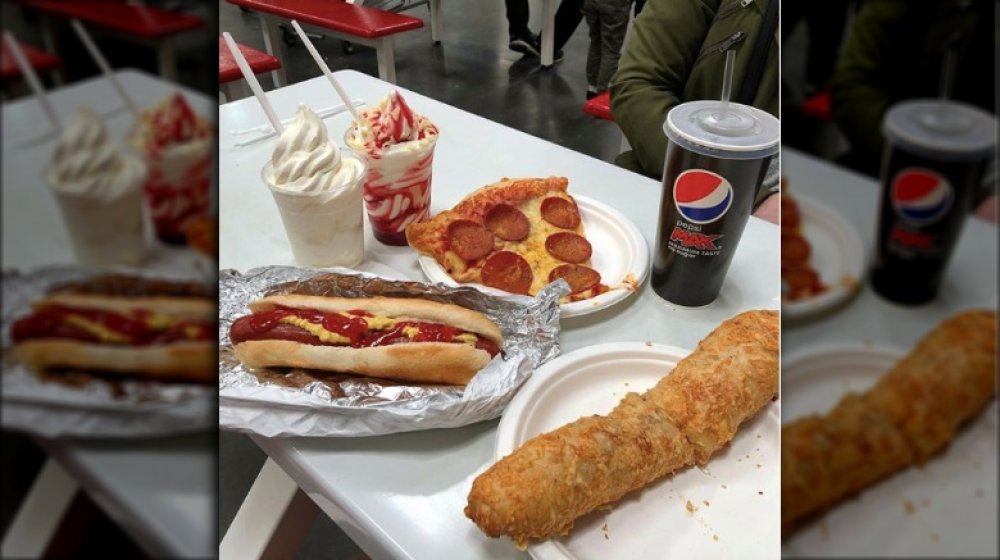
[265,104,366,267]
[48,107,147,265]
[344,91,439,245]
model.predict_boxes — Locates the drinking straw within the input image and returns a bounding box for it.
[938,33,960,101]
[720,49,736,111]
[70,20,139,116]
[289,20,363,124]
[221,32,283,133]
[2,31,61,130]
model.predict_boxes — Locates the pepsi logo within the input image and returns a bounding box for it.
[673,170,733,224]
[891,168,952,225]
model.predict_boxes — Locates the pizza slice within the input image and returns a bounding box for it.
[407,177,609,301]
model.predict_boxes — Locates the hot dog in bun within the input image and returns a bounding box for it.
[229,294,504,385]
[11,275,215,382]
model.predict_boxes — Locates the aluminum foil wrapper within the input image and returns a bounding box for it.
[1,266,215,438]
[219,266,567,437]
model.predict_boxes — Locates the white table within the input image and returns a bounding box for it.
[219,70,779,559]
[781,148,997,351]
[781,148,998,558]
[1,70,215,559]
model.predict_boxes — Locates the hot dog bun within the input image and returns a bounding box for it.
[13,340,214,383]
[249,294,504,347]
[233,339,491,385]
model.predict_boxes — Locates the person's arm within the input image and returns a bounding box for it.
[609,0,717,178]
[829,1,909,173]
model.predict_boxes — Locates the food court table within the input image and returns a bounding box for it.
[1,70,215,559]
[781,148,998,558]
[218,70,779,559]
[781,148,997,352]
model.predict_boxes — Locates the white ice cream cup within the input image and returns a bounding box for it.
[262,152,367,268]
[46,159,148,267]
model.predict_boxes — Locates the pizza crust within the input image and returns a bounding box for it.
[249,294,504,347]
[453,177,569,221]
[13,340,215,383]
[233,339,493,385]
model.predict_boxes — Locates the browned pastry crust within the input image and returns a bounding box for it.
[781,309,997,536]
[465,309,779,546]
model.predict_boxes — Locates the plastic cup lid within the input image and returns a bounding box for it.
[883,99,997,162]
[663,100,780,160]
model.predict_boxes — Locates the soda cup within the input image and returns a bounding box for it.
[651,100,780,307]
[872,99,997,304]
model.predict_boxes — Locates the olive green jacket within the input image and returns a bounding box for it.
[609,0,779,180]
[830,0,994,177]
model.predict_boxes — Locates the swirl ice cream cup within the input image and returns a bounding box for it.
[344,91,439,246]
[47,108,147,266]
[129,92,214,245]
[264,105,367,267]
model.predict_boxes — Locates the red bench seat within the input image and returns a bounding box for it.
[801,90,833,122]
[20,0,204,40]
[584,90,613,121]
[226,0,424,39]
[1,39,61,81]
[219,37,281,84]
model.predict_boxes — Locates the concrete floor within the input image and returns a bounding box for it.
[219,1,622,161]
[217,2,622,557]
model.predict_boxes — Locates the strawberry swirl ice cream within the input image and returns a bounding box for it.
[345,90,439,245]
[129,92,214,245]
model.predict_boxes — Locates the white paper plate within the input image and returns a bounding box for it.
[782,345,998,558]
[495,342,780,560]
[418,196,648,318]
[782,195,866,321]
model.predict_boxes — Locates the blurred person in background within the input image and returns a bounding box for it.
[782,1,854,99]
[610,0,778,182]
[505,0,584,62]
[609,0,779,216]
[583,0,634,100]
[830,0,995,179]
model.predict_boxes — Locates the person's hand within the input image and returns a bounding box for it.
[974,194,997,224]
[753,192,780,225]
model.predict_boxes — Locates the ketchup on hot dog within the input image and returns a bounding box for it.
[230,307,501,357]
[11,306,213,346]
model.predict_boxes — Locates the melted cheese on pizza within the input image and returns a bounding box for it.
[494,193,592,295]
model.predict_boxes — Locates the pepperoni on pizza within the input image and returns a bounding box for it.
[406,177,609,301]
